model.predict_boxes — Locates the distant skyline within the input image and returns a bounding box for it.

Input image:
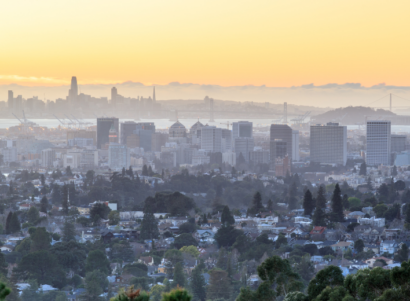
[2,0,410,89]
[3,81,410,110]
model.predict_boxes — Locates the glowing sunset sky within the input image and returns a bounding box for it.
[1,0,410,87]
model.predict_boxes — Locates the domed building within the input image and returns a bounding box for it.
[169,121,187,138]
[189,120,204,135]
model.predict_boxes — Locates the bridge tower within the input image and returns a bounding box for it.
[209,98,215,122]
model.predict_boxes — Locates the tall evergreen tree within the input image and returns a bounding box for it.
[316,186,327,208]
[9,213,20,234]
[221,206,235,226]
[173,262,185,288]
[251,192,264,213]
[331,184,344,222]
[61,185,69,215]
[142,165,148,176]
[312,198,326,227]
[359,162,367,176]
[40,174,45,186]
[40,196,48,213]
[303,189,315,216]
[216,247,227,270]
[5,212,12,235]
[140,212,159,240]
[190,266,206,301]
[65,166,73,177]
[202,213,208,224]
[342,194,350,209]
[62,221,76,242]
[288,181,298,210]
[392,165,398,176]
[267,199,273,211]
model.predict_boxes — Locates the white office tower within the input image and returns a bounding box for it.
[109,143,130,169]
[310,123,347,165]
[41,148,55,168]
[366,121,391,166]
[201,126,222,152]
[234,137,254,162]
[292,130,300,161]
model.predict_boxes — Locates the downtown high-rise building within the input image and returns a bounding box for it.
[234,137,254,161]
[292,130,300,161]
[201,126,222,152]
[97,117,119,149]
[68,76,78,102]
[310,123,347,165]
[7,90,13,110]
[366,120,391,166]
[391,134,406,153]
[270,124,293,162]
[232,121,252,140]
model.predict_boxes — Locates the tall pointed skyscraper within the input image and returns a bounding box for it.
[68,76,78,102]
[153,86,156,102]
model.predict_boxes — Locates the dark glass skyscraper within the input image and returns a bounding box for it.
[270,124,293,162]
[97,117,119,149]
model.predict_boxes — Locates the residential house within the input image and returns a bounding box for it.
[331,241,354,253]
[310,226,326,240]
[138,256,154,266]
[365,256,393,268]
[379,240,398,254]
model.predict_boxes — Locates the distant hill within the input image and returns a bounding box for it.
[311,106,396,125]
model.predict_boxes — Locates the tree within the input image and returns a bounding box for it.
[307,266,344,300]
[395,244,409,262]
[330,184,344,222]
[288,181,298,210]
[62,221,76,242]
[174,233,198,249]
[179,222,196,234]
[267,199,273,211]
[190,266,206,301]
[9,212,20,234]
[392,165,398,176]
[5,212,12,235]
[16,251,66,288]
[312,199,326,227]
[140,212,159,240]
[221,206,235,225]
[354,239,364,253]
[142,165,148,176]
[251,192,264,213]
[27,206,40,224]
[173,262,185,288]
[82,270,108,301]
[90,203,111,225]
[108,210,120,225]
[374,203,388,218]
[0,254,7,277]
[65,166,73,177]
[214,225,243,247]
[40,196,48,213]
[303,189,314,216]
[85,250,111,275]
[316,185,326,208]
[276,233,287,249]
[0,282,10,301]
[207,270,231,300]
[342,194,350,209]
[30,227,51,252]
[162,288,192,301]
[180,245,200,258]
[216,247,228,270]
[237,256,303,300]
[49,241,87,276]
[359,162,367,176]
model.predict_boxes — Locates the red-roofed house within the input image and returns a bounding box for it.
[310,226,327,240]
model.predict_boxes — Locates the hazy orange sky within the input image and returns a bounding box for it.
[1,0,410,87]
